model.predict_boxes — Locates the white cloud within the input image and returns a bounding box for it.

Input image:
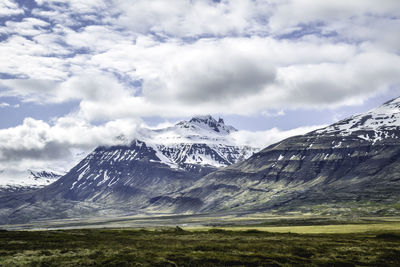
[1,0,398,120]
[0,102,10,108]
[0,70,132,104]
[113,0,270,37]
[0,102,19,108]
[268,0,400,34]
[3,18,50,36]
[230,125,326,148]
[35,0,108,13]
[0,0,24,17]
[0,35,69,79]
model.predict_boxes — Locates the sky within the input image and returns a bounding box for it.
[0,0,400,178]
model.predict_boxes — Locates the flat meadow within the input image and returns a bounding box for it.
[0,220,399,266]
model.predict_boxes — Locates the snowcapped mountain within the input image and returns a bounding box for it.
[0,169,62,194]
[0,116,259,223]
[315,97,400,143]
[124,115,258,169]
[0,149,88,194]
[58,116,258,196]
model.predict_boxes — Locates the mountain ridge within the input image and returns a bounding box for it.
[141,98,400,215]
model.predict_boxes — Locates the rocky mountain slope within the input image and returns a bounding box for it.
[47,116,257,203]
[148,98,400,216]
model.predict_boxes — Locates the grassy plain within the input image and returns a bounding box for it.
[0,221,400,266]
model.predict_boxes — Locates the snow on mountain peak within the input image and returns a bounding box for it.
[176,115,237,135]
[87,116,259,170]
[315,96,400,143]
[0,169,62,191]
[382,96,400,107]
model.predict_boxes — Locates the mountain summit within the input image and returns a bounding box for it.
[315,97,400,143]
[145,115,238,145]
[178,115,237,134]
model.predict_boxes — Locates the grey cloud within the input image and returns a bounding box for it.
[0,79,60,103]
[174,58,276,103]
[0,141,71,162]
[274,52,400,108]
[0,71,130,104]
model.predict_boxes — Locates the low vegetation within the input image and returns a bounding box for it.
[0,225,399,266]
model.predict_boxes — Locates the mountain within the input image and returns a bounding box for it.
[147,98,400,216]
[0,116,258,223]
[0,148,88,196]
[0,170,62,194]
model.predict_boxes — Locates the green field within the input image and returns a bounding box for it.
[0,224,399,266]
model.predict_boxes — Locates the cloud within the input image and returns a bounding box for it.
[113,0,270,37]
[0,35,70,79]
[139,38,277,104]
[0,115,143,179]
[3,18,50,36]
[0,102,19,108]
[0,0,24,17]
[272,52,400,108]
[0,0,398,120]
[77,36,399,118]
[268,0,400,34]
[0,116,142,161]
[0,70,133,104]
[230,124,326,148]
[2,34,399,120]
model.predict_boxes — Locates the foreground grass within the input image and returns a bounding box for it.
[0,227,399,266]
